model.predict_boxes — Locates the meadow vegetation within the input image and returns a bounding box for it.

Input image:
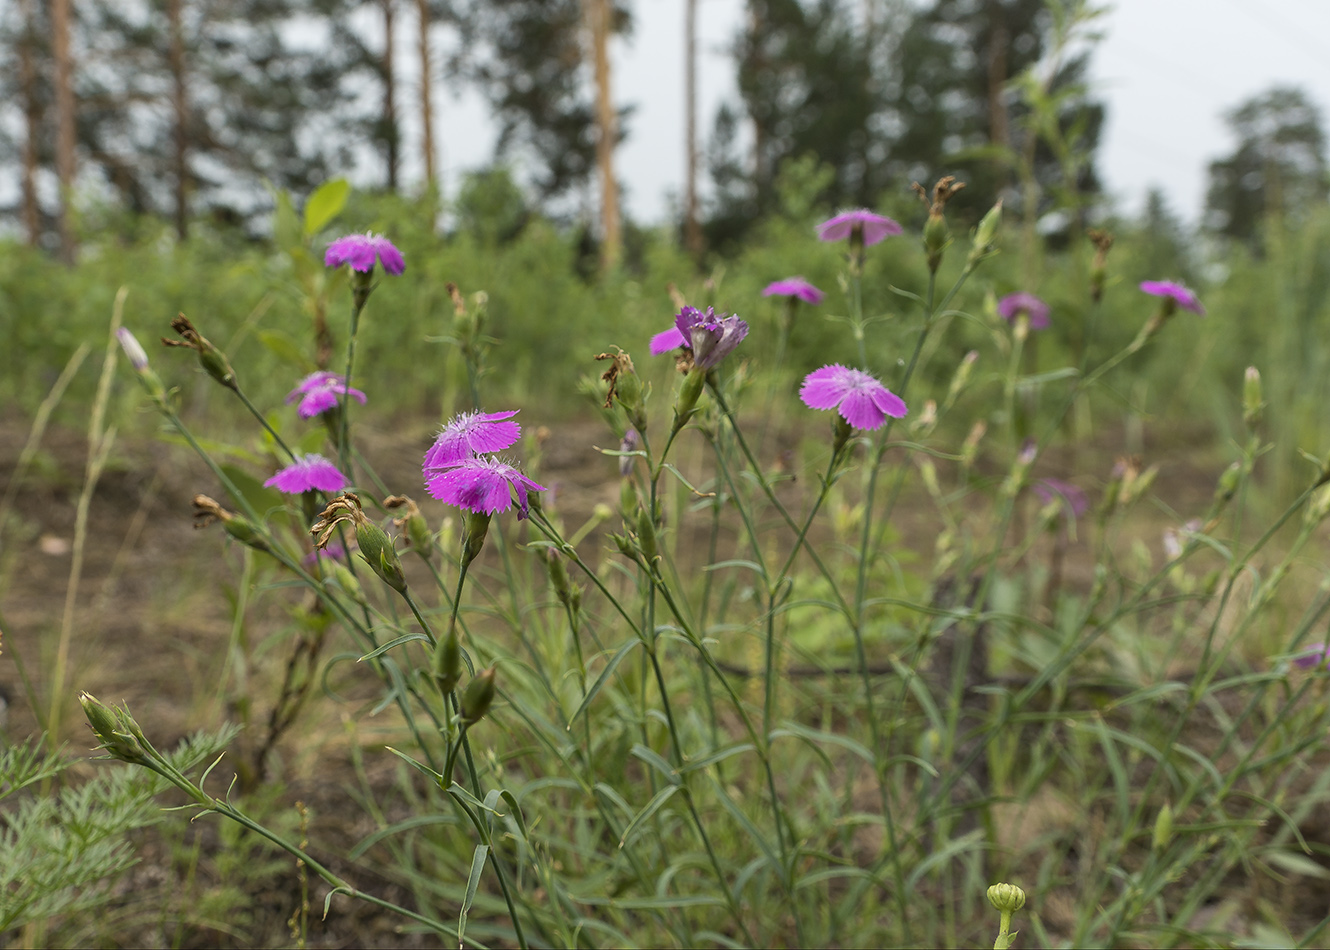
[5,167,1330,949]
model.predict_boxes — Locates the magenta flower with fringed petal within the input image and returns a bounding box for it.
[800,364,907,430]
[423,410,522,472]
[1140,280,1204,315]
[649,306,749,370]
[425,456,546,519]
[264,454,348,494]
[325,233,405,275]
[998,292,1051,330]
[286,371,367,419]
[816,209,903,246]
[762,277,825,305]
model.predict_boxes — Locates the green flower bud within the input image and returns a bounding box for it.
[1152,801,1174,851]
[636,505,658,565]
[987,882,1026,914]
[330,562,367,605]
[462,510,492,568]
[433,627,463,694]
[968,201,1003,268]
[544,548,572,603]
[671,370,707,435]
[1242,366,1263,429]
[460,667,497,724]
[355,518,407,593]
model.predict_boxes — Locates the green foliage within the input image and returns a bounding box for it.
[0,726,239,939]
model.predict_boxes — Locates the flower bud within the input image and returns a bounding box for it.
[462,510,492,568]
[946,351,979,408]
[636,505,659,565]
[543,547,573,604]
[987,882,1026,914]
[433,627,463,694]
[968,201,1002,268]
[354,517,407,593]
[460,667,497,724]
[1242,366,1263,429]
[162,315,238,391]
[79,692,151,765]
[330,562,367,605]
[1152,801,1174,851]
[1088,228,1113,304]
[671,370,707,435]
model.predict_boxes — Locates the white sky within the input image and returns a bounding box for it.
[422,0,1330,227]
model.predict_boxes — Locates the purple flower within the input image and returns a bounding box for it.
[264,454,349,494]
[1033,478,1088,518]
[422,410,522,472]
[816,209,903,246]
[1140,280,1204,315]
[800,364,907,430]
[286,371,367,419]
[762,277,825,305]
[650,306,749,370]
[1292,643,1330,671]
[324,233,406,276]
[998,292,1051,330]
[424,456,546,519]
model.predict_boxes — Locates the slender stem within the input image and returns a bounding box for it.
[338,298,364,479]
[233,386,297,462]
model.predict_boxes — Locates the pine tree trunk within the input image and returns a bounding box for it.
[51,0,76,262]
[382,0,398,192]
[168,0,189,240]
[683,0,702,260]
[587,0,619,271]
[18,0,40,245]
[415,0,435,191]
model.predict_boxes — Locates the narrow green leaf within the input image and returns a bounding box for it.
[458,843,489,947]
[630,744,679,785]
[358,633,429,662]
[618,785,682,848]
[568,639,641,727]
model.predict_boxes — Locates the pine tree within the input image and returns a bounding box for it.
[1205,85,1328,247]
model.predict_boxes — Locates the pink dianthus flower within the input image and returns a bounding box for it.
[264,454,348,494]
[800,364,907,430]
[286,371,367,419]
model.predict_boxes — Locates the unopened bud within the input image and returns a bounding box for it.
[987,882,1026,914]
[946,351,979,408]
[79,692,151,765]
[618,429,640,478]
[329,562,367,605]
[1307,484,1330,525]
[1152,801,1174,851]
[671,370,707,435]
[1242,366,1263,429]
[832,413,854,456]
[968,201,1002,268]
[1215,461,1242,505]
[636,505,659,565]
[433,627,463,694]
[462,510,492,568]
[460,667,497,724]
[1088,228,1113,303]
[354,517,407,593]
[544,548,572,603]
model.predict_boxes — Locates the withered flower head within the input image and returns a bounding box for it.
[162,315,238,390]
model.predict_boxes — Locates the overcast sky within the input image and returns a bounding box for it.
[427,0,1330,227]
